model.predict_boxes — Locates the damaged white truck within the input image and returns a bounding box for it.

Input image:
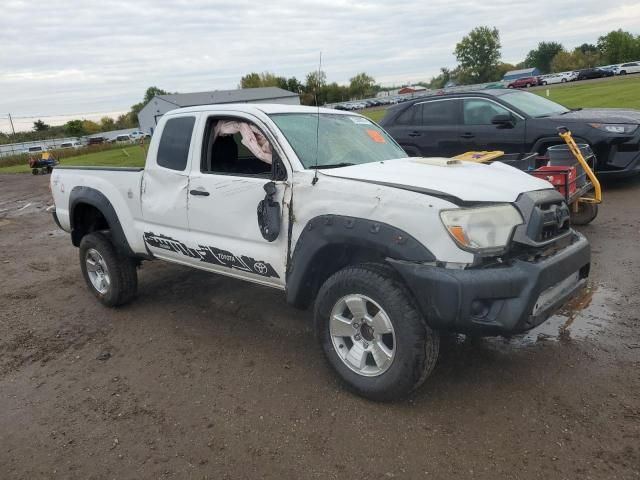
[50,104,591,400]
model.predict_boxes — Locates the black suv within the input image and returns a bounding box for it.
[380,89,640,178]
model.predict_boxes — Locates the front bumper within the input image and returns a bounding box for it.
[389,233,591,335]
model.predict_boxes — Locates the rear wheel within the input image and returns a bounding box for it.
[525,83,531,88]
[79,232,138,307]
[315,264,439,401]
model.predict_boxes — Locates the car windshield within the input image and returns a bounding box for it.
[501,91,570,117]
[270,113,407,168]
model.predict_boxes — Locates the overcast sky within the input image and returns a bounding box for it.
[1,0,639,132]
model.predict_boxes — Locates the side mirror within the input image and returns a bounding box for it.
[257,181,281,242]
[491,114,515,128]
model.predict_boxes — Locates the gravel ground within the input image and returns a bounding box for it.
[0,173,639,479]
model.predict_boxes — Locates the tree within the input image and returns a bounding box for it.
[239,72,286,89]
[63,120,85,136]
[524,42,564,73]
[550,49,602,72]
[100,116,116,131]
[349,72,375,99]
[454,26,501,83]
[597,29,640,64]
[130,86,169,116]
[576,43,598,55]
[33,119,50,131]
[286,77,303,93]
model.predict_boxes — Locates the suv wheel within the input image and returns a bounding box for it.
[79,232,138,307]
[314,264,439,401]
[620,70,627,75]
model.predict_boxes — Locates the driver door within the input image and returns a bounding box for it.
[460,98,525,154]
[185,113,290,287]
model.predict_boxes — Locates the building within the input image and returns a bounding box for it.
[502,68,541,81]
[397,86,428,95]
[137,87,300,134]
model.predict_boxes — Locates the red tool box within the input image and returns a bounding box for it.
[531,166,577,198]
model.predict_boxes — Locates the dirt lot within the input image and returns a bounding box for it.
[1,173,639,479]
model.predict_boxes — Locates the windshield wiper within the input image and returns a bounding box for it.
[310,163,356,169]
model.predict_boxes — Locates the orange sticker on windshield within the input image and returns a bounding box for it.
[366,130,386,143]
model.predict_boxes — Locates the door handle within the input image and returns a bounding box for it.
[460,133,475,139]
[189,189,210,196]
[408,131,422,137]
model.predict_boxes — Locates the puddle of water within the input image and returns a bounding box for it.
[486,284,617,349]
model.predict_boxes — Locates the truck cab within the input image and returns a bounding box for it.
[51,104,590,401]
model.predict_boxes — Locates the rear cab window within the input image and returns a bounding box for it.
[157,116,196,171]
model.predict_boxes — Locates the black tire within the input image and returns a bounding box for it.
[620,70,627,75]
[561,78,567,83]
[79,232,138,307]
[31,168,38,175]
[542,81,547,86]
[314,264,439,401]
[571,202,598,225]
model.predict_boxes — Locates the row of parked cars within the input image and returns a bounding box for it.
[22,130,149,154]
[334,96,418,111]
[508,61,640,89]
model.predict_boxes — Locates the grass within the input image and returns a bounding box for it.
[361,108,387,123]
[533,75,640,109]
[0,145,146,173]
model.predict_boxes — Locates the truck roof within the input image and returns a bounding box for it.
[164,103,353,116]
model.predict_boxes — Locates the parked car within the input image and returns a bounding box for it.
[128,130,146,140]
[59,141,83,149]
[507,76,538,88]
[617,62,640,75]
[539,72,575,85]
[576,68,610,80]
[380,89,640,178]
[25,145,47,154]
[50,103,591,401]
[111,134,132,144]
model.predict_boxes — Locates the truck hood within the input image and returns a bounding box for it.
[319,157,553,203]
[548,108,640,124]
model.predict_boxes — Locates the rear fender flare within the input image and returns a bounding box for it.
[69,186,134,256]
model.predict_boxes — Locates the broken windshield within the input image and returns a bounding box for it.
[270,113,407,169]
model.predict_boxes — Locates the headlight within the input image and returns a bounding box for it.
[440,204,523,253]
[589,123,638,134]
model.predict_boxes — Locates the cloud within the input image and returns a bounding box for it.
[0,0,638,131]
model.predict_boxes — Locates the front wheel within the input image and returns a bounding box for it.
[314,265,439,401]
[542,81,547,85]
[561,78,567,83]
[79,232,138,307]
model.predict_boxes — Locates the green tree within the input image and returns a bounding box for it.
[577,43,598,55]
[286,77,303,93]
[349,72,375,99]
[100,116,116,131]
[130,86,169,116]
[63,120,85,136]
[33,119,50,131]
[524,42,564,73]
[454,26,502,83]
[597,30,640,64]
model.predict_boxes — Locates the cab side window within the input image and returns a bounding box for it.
[157,117,195,171]
[463,99,511,125]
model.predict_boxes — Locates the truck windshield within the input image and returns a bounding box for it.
[501,91,569,118]
[270,113,407,168]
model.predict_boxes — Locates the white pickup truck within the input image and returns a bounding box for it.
[50,104,590,400]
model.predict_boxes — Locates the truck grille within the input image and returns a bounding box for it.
[512,190,572,249]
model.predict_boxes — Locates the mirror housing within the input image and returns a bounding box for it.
[492,114,515,128]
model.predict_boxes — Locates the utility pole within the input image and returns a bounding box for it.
[8,113,16,135]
